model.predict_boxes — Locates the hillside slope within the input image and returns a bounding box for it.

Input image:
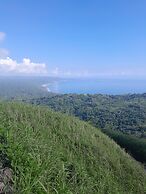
[27,94,146,163]
[27,93,146,136]
[0,103,146,194]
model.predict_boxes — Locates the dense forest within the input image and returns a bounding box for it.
[28,93,146,137]
[27,93,146,163]
[0,102,145,193]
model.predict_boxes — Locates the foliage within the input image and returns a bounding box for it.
[0,102,145,193]
[103,129,146,163]
[28,93,146,136]
[27,93,146,163]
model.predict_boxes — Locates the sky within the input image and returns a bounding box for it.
[0,0,146,78]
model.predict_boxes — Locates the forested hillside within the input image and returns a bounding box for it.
[0,102,146,193]
[27,93,146,163]
[28,93,146,136]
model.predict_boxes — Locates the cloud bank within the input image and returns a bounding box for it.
[0,57,48,75]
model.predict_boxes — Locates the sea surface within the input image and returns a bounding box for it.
[43,78,146,95]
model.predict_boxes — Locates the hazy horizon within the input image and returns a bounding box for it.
[1,76,146,95]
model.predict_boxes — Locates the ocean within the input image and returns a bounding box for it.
[44,78,146,95]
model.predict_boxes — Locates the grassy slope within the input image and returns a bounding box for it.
[27,94,146,164]
[0,102,145,194]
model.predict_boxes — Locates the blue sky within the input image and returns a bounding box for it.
[0,0,146,77]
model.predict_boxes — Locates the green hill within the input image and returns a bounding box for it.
[0,102,146,193]
[27,94,146,163]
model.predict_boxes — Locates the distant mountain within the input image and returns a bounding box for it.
[0,76,57,100]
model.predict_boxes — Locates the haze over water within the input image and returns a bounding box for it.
[45,78,146,95]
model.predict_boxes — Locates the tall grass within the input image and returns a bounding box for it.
[0,102,145,193]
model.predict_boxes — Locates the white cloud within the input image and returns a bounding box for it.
[0,57,48,75]
[0,32,6,42]
[0,32,47,75]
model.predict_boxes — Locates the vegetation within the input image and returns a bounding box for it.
[0,102,146,193]
[103,129,146,163]
[27,93,146,163]
[27,93,146,136]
